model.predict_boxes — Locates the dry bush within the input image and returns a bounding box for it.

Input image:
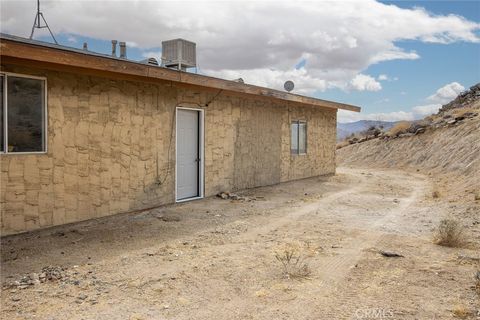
[474,191,480,201]
[434,219,465,247]
[452,304,472,319]
[424,114,439,122]
[451,107,476,117]
[274,243,311,279]
[432,190,441,199]
[387,121,411,137]
[336,140,350,149]
[362,125,382,138]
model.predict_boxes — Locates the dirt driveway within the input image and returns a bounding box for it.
[1,167,479,319]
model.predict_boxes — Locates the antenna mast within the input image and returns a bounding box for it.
[29,0,58,44]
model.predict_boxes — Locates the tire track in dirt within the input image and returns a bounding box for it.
[312,169,431,319]
[205,167,431,319]
[191,167,431,320]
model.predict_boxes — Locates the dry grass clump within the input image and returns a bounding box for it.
[434,219,465,247]
[452,304,471,319]
[336,140,350,149]
[474,191,480,201]
[387,121,411,137]
[451,107,477,117]
[274,243,312,279]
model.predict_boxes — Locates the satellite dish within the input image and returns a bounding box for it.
[284,80,294,92]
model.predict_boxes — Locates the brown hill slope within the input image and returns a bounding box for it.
[337,114,479,200]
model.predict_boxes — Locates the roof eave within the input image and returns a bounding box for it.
[0,34,361,112]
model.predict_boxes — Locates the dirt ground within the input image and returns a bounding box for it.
[1,167,479,320]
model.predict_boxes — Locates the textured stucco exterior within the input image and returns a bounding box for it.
[0,65,337,235]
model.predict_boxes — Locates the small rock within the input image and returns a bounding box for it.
[415,127,426,135]
[157,215,181,222]
[379,250,404,258]
[78,293,88,300]
[217,192,229,199]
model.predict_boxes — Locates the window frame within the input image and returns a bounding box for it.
[291,120,307,156]
[0,71,48,155]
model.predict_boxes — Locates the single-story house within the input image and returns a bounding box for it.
[0,33,360,235]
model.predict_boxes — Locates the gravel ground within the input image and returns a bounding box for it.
[1,167,479,319]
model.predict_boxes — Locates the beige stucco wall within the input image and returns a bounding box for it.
[0,65,336,235]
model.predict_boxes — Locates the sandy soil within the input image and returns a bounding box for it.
[1,167,479,320]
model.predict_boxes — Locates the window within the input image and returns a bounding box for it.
[0,73,46,153]
[291,120,307,155]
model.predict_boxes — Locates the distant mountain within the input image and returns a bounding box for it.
[337,120,398,141]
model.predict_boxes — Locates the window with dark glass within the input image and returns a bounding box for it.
[291,120,307,155]
[0,74,46,153]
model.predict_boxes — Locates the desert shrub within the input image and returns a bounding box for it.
[387,121,411,137]
[363,126,382,138]
[451,107,477,117]
[432,190,441,198]
[434,219,465,247]
[274,243,311,279]
[336,140,350,149]
[452,305,471,319]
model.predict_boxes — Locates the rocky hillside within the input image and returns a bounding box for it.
[337,120,398,141]
[337,83,480,147]
[439,82,480,112]
[337,84,480,201]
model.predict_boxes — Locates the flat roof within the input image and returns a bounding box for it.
[0,33,360,112]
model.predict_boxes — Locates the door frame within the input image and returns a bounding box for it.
[175,106,205,202]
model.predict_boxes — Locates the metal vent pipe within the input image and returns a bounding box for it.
[119,41,127,58]
[111,40,117,57]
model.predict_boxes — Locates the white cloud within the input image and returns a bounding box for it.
[378,74,399,81]
[349,74,382,92]
[370,49,420,64]
[338,102,443,124]
[1,1,478,93]
[67,35,77,43]
[427,82,465,104]
[378,74,389,81]
[126,41,139,48]
[207,67,328,94]
[411,104,442,116]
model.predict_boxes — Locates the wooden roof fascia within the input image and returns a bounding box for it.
[0,38,361,112]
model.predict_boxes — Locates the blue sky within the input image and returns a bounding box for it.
[1,0,479,122]
[321,0,480,121]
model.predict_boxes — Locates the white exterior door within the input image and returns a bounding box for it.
[176,109,200,200]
